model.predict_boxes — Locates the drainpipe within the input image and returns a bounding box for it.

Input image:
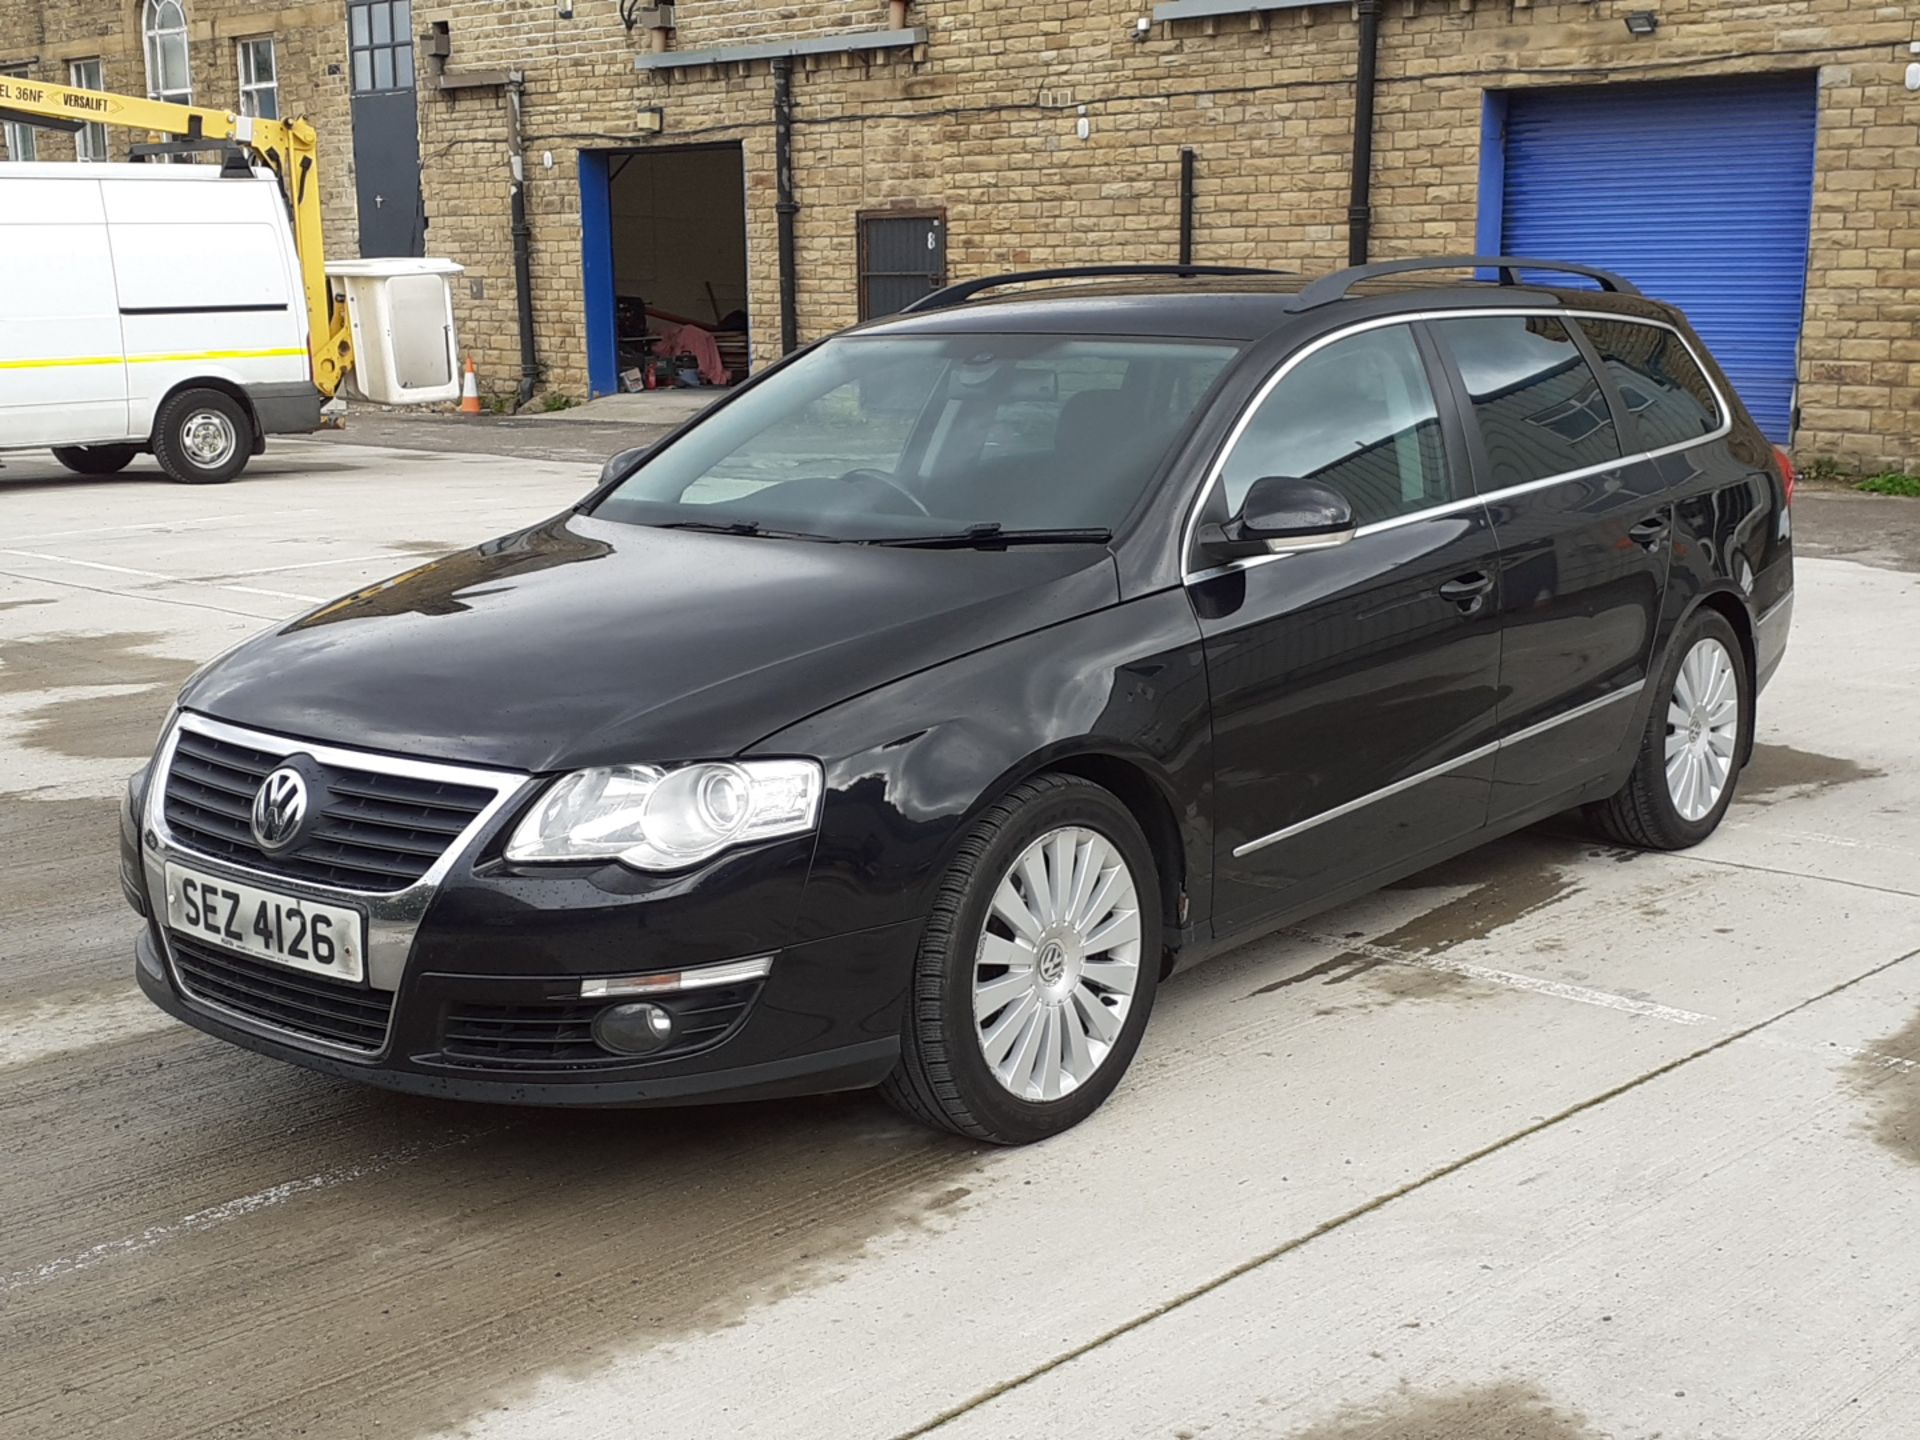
[1347,0,1381,267]
[1178,147,1196,265]
[773,57,799,355]
[505,72,541,407]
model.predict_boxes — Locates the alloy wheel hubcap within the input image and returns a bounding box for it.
[972,825,1142,1103]
[1665,636,1739,822]
[183,411,237,468]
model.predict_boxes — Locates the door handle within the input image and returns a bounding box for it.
[1628,514,1670,548]
[1438,571,1495,611]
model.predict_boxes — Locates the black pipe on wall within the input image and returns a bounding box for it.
[1347,0,1381,267]
[506,75,540,408]
[1178,147,1196,265]
[773,58,799,355]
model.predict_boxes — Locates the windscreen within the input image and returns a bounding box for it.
[592,333,1240,540]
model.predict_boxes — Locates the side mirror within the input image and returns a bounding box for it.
[598,445,651,486]
[1198,475,1355,563]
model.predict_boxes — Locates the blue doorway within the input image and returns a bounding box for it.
[1482,74,1818,443]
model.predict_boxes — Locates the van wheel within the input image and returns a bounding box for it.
[1586,608,1750,851]
[881,774,1162,1144]
[152,389,253,485]
[50,444,139,476]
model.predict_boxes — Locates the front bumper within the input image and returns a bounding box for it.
[126,713,917,1106]
[135,931,902,1105]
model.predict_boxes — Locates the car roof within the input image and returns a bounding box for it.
[854,272,1683,344]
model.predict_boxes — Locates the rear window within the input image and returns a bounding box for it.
[1430,315,1623,491]
[1576,317,1723,450]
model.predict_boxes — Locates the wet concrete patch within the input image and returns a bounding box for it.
[1252,847,1577,1008]
[0,794,130,1000]
[386,538,471,557]
[1851,1007,1920,1168]
[1285,1380,1600,1439]
[0,631,194,762]
[2,1073,986,1440]
[1738,743,1883,807]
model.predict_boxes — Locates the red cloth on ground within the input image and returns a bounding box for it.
[648,316,728,386]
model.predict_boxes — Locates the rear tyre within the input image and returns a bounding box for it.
[50,444,139,476]
[881,774,1162,1144]
[1586,608,1749,851]
[151,388,253,485]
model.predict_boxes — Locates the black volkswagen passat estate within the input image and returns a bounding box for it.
[124,257,1794,1143]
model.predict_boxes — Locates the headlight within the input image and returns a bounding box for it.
[506,759,823,872]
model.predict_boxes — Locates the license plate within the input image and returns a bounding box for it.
[164,863,366,984]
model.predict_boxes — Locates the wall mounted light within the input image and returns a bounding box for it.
[1623,11,1659,36]
[1133,16,1151,41]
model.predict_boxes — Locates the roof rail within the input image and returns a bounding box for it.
[900,264,1290,314]
[1282,255,1641,312]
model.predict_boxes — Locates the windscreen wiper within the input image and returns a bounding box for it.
[654,520,843,542]
[868,523,1114,550]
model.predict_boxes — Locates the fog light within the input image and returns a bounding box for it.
[592,1001,676,1056]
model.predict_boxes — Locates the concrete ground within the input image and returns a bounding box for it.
[2,437,1918,1440]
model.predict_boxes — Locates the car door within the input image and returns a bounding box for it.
[1424,312,1672,823]
[1188,321,1505,936]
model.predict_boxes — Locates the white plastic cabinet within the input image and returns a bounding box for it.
[326,257,465,406]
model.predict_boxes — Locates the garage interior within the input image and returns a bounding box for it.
[606,143,750,390]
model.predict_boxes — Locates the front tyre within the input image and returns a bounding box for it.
[152,388,253,485]
[51,444,139,476]
[1587,608,1749,850]
[882,774,1162,1144]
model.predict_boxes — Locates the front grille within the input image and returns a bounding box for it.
[163,728,495,893]
[437,985,758,1069]
[171,934,394,1052]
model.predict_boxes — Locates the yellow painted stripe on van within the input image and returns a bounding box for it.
[0,347,306,371]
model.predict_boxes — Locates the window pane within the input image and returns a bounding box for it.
[394,0,412,36]
[1576,317,1721,451]
[1432,315,1623,490]
[1220,326,1450,526]
[159,31,189,92]
[353,51,372,91]
[373,47,393,90]
[396,45,413,89]
[371,4,391,45]
[351,8,369,47]
[256,88,278,119]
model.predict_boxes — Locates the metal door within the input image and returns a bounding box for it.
[859,212,945,319]
[1190,323,1503,933]
[1496,74,1817,443]
[348,0,424,258]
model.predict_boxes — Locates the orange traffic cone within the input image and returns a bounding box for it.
[458,356,483,415]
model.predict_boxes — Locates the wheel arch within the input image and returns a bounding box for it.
[1676,583,1758,763]
[150,376,263,454]
[977,744,1193,977]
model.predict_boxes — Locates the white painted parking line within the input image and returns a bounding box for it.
[0,990,176,1073]
[2,548,322,606]
[0,566,283,620]
[7,514,250,545]
[0,1127,498,1295]
[1282,927,1717,1025]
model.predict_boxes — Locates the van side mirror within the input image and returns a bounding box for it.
[1198,476,1355,563]
[598,445,651,486]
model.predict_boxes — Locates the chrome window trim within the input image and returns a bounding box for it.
[1181,308,1733,585]
[1231,681,1644,859]
[142,711,533,1058]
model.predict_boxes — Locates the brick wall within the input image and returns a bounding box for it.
[0,1,359,263]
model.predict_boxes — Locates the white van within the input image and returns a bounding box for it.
[0,161,322,484]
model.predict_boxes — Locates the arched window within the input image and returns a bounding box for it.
[143,0,192,105]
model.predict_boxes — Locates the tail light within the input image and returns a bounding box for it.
[1773,446,1796,506]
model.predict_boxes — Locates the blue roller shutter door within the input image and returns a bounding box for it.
[1497,74,1818,443]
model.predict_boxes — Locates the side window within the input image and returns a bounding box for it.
[1576,318,1722,450]
[1431,315,1623,490]
[1219,325,1451,528]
